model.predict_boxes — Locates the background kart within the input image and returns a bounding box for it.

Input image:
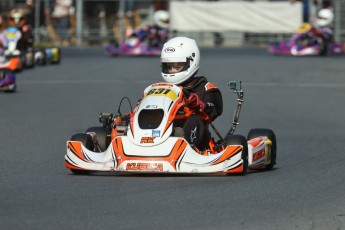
[65,81,277,175]
[268,23,345,56]
[2,27,61,68]
[105,27,165,57]
[106,41,162,57]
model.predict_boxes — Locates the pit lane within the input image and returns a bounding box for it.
[1,46,345,230]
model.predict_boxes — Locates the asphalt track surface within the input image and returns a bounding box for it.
[1,46,345,230]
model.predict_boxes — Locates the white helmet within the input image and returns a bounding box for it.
[161,37,200,85]
[315,8,334,27]
[153,10,169,29]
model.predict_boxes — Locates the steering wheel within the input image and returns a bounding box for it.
[174,88,211,122]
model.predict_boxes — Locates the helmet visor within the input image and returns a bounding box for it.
[9,16,23,25]
[317,15,327,20]
[162,61,189,74]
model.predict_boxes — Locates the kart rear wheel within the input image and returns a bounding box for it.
[4,85,16,93]
[247,128,277,170]
[318,39,328,56]
[85,127,109,152]
[51,48,61,64]
[225,135,248,175]
[69,133,93,175]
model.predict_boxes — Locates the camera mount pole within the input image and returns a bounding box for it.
[222,81,244,145]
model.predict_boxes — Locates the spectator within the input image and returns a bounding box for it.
[124,0,141,35]
[314,0,333,10]
[207,0,224,46]
[290,0,333,23]
[0,14,4,32]
[104,2,120,45]
[0,14,4,50]
[52,0,74,46]
[290,0,310,23]
[154,0,168,11]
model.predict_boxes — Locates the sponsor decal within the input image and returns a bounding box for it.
[253,148,265,162]
[190,127,197,143]
[152,130,160,137]
[140,137,156,143]
[5,31,17,39]
[164,47,175,53]
[126,162,163,171]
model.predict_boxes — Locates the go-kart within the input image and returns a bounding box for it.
[65,81,277,175]
[2,27,61,67]
[268,23,345,56]
[105,28,165,57]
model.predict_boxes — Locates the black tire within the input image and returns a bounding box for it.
[24,51,35,68]
[69,133,93,175]
[16,55,26,72]
[318,38,328,56]
[225,135,248,175]
[247,128,277,170]
[85,127,109,152]
[4,86,16,93]
[1,70,16,93]
[36,49,47,65]
[51,48,61,64]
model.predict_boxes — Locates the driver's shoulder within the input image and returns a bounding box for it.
[197,76,219,92]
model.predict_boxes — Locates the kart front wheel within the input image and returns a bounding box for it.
[225,135,248,175]
[69,133,93,175]
[85,127,109,152]
[247,128,277,170]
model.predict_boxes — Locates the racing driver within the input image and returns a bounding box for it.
[160,36,223,152]
[7,8,34,51]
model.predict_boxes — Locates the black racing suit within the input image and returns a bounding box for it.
[175,76,223,151]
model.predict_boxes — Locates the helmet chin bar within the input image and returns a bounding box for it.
[179,71,198,86]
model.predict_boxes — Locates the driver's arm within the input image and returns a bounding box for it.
[203,88,223,122]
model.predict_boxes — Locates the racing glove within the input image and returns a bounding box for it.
[186,93,205,112]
